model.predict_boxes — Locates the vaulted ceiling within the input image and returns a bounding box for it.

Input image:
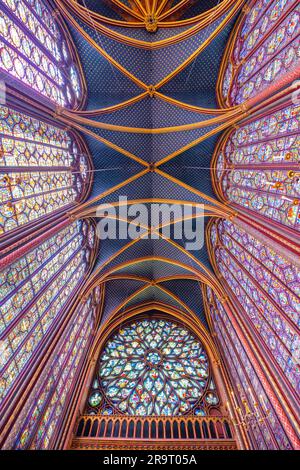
[58,0,243,329]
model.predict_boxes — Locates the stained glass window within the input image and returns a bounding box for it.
[0,220,96,409]
[220,0,300,106]
[0,105,91,235]
[213,100,300,232]
[209,219,300,396]
[2,286,101,450]
[204,285,292,450]
[0,0,83,107]
[86,318,220,417]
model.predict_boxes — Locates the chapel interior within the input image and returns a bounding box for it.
[0,0,299,451]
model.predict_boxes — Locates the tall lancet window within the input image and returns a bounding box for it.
[0,105,91,236]
[85,318,221,417]
[219,0,300,106]
[0,220,96,411]
[208,219,299,397]
[212,100,300,234]
[0,0,83,107]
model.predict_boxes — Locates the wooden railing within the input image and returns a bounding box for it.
[75,415,234,440]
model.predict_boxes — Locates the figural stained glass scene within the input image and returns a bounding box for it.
[0,0,299,453]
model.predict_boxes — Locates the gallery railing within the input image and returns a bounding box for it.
[75,415,234,440]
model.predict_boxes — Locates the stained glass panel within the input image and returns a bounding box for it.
[209,220,300,395]
[205,286,292,450]
[0,0,82,106]
[86,318,220,417]
[214,101,300,231]
[0,105,90,235]
[2,288,101,450]
[221,0,300,106]
[0,220,95,406]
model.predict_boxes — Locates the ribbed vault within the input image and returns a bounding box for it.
[52,0,246,331]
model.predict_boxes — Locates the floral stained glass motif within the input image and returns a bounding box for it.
[2,288,101,450]
[0,220,95,407]
[0,0,82,106]
[209,219,300,395]
[215,101,300,232]
[205,286,292,450]
[86,319,220,417]
[0,105,91,235]
[221,0,300,105]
